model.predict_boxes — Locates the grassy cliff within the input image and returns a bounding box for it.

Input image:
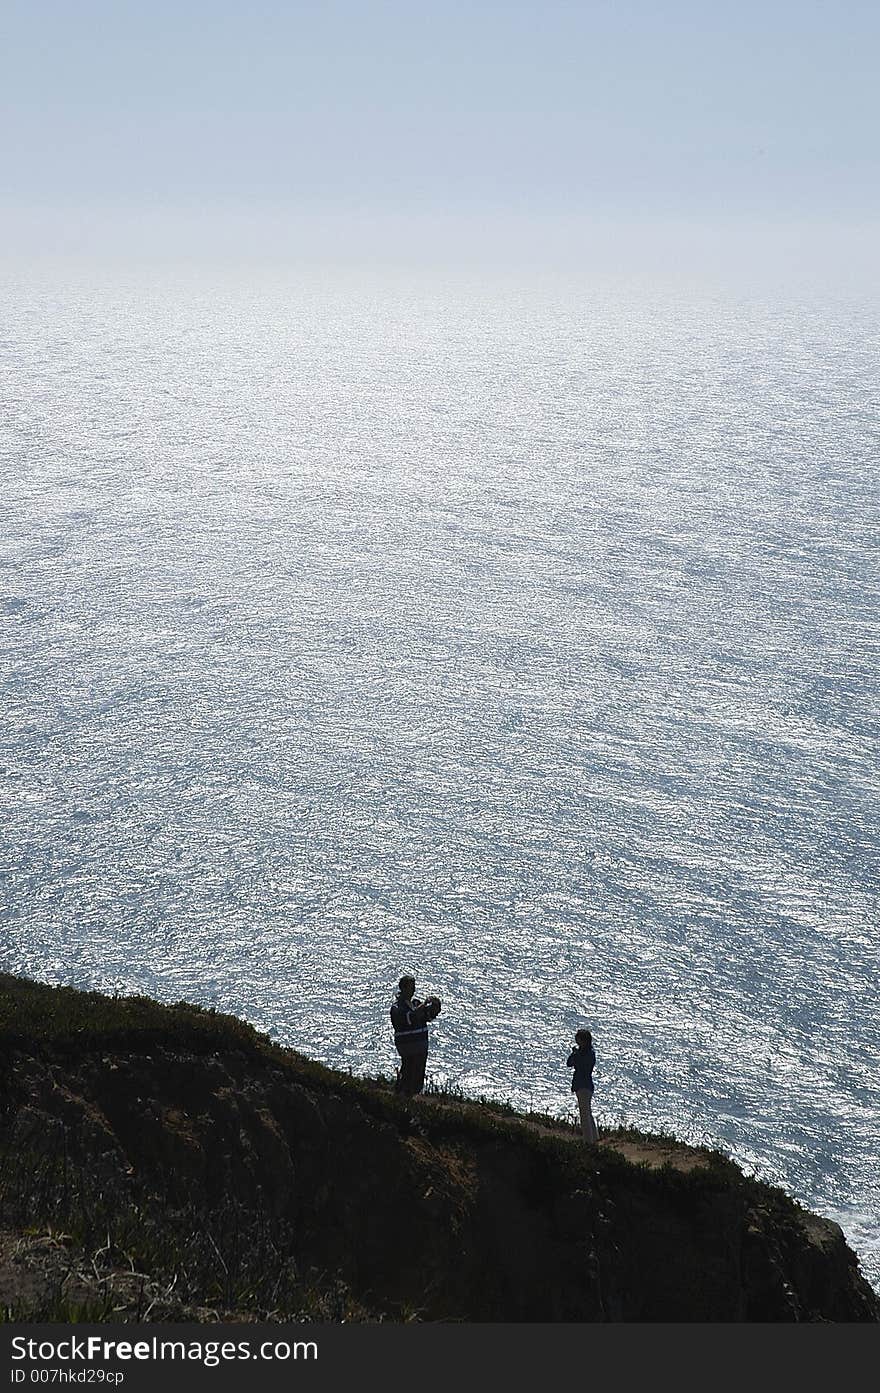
[0,972,876,1323]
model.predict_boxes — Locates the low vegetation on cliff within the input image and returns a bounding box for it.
[0,973,876,1323]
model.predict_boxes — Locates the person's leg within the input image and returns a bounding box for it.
[411,1049,427,1095]
[576,1089,598,1143]
[397,1052,423,1095]
[584,1090,598,1143]
[576,1088,589,1139]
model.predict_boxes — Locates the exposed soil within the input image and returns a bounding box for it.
[1,973,876,1323]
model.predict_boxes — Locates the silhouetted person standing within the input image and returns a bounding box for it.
[390,974,441,1095]
[567,1028,598,1144]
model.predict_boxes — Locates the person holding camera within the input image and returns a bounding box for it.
[567,1028,599,1144]
[390,974,441,1095]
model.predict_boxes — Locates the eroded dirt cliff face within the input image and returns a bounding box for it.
[2,1043,876,1323]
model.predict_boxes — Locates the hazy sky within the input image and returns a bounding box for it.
[2,0,877,269]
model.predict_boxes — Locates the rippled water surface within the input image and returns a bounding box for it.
[1,268,878,1288]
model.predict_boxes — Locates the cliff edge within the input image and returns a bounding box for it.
[0,973,876,1323]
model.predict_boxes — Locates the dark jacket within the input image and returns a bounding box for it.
[390,992,434,1057]
[567,1044,595,1093]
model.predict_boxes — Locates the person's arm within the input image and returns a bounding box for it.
[566,1050,577,1068]
[407,996,441,1026]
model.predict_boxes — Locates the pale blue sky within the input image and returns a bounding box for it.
[2,1,877,266]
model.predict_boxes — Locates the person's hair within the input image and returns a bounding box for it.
[398,975,415,991]
[575,1029,592,1046]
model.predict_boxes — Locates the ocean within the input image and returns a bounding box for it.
[1,266,877,1289]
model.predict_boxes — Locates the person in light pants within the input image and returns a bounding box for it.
[567,1028,598,1143]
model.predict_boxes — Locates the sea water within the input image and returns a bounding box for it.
[1,267,878,1289]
